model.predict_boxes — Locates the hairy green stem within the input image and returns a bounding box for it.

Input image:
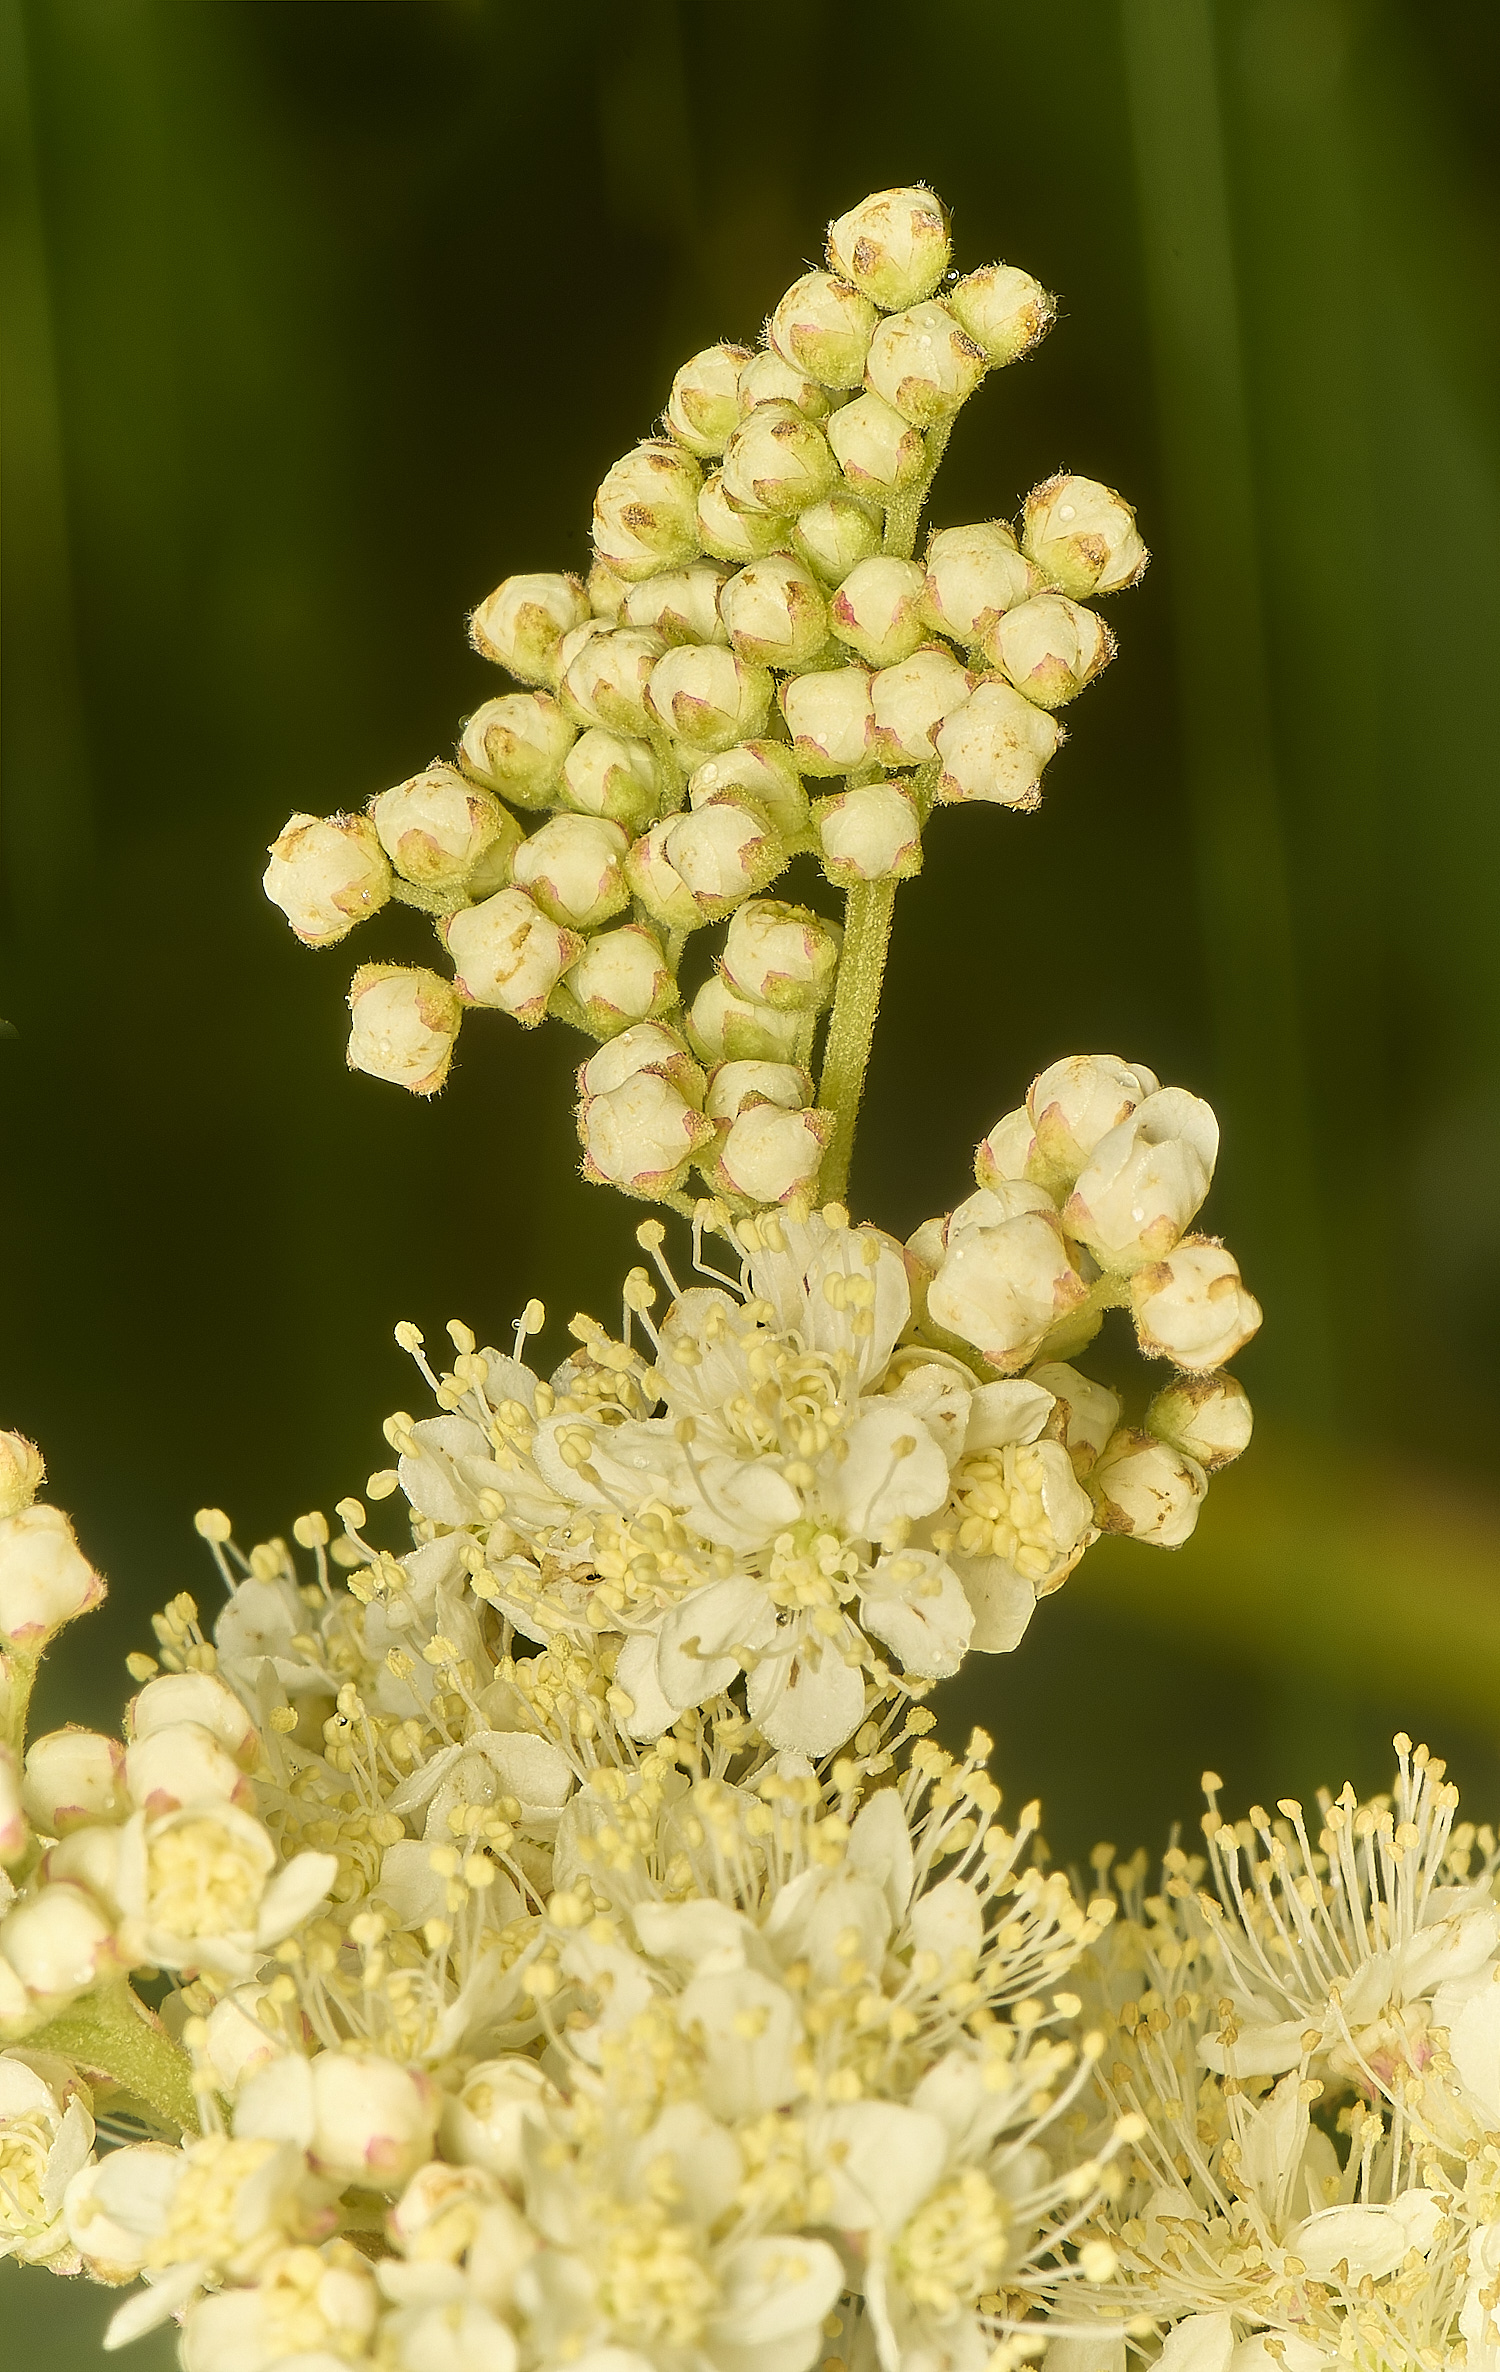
[815,878,897,1205]
[881,418,953,562]
[29,1981,200,2136]
[0,1648,38,1760]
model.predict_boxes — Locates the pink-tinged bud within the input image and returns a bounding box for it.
[0,1434,44,1521]
[559,728,662,833]
[704,1061,811,1125]
[579,1023,704,1106]
[560,626,665,737]
[458,691,575,810]
[687,741,809,840]
[927,1195,1090,1372]
[707,1102,831,1207]
[622,564,731,647]
[934,678,1061,808]
[624,822,702,933]
[0,1747,26,1864]
[686,977,802,1065]
[696,472,790,563]
[663,797,785,918]
[1022,473,1148,598]
[0,1883,117,2006]
[948,263,1055,366]
[829,186,950,311]
[781,665,875,776]
[974,1107,1035,1187]
[587,558,628,619]
[580,1074,716,1198]
[646,646,772,754]
[813,780,923,886]
[593,441,703,580]
[721,900,842,1012]
[1062,1087,1219,1272]
[1026,1054,1161,1192]
[986,593,1114,708]
[566,924,677,1037]
[1146,1372,1254,1470]
[125,1720,253,1815]
[665,342,751,455]
[370,764,512,889]
[736,349,837,422]
[791,492,883,586]
[0,1506,105,1648]
[295,2050,436,2192]
[440,2057,559,2181]
[721,402,839,517]
[442,887,583,1025]
[1027,1362,1121,1475]
[346,965,461,1095]
[262,814,392,947]
[719,553,830,669]
[23,1728,127,1834]
[128,1672,259,1768]
[1132,1239,1263,1370]
[830,557,929,668]
[865,300,986,425]
[469,572,590,685]
[510,815,630,932]
[870,646,973,764]
[827,393,926,500]
[922,522,1040,644]
[768,271,878,390]
[1091,1429,1207,1546]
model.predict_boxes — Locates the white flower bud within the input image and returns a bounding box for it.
[1024,1053,1161,1190]
[829,556,928,667]
[0,1747,25,1864]
[828,186,950,311]
[720,402,839,517]
[23,1728,127,1834]
[470,572,590,685]
[719,552,830,668]
[974,1106,1035,1186]
[922,521,1039,643]
[1022,472,1148,598]
[865,300,987,425]
[622,563,731,646]
[1091,1428,1207,1546]
[263,814,392,947]
[558,726,662,833]
[0,1506,104,1648]
[827,392,926,500]
[0,1883,117,2006]
[688,739,809,839]
[948,263,1055,365]
[935,677,1061,807]
[686,976,802,1065]
[1062,1087,1220,1271]
[565,924,676,1037]
[125,1718,253,1814]
[442,888,582,1024]
[662,796,784,916]
[696,471,790,562]
[559,626,665,736]
[624,821,702,932]
[587,557,628,619]
[0,1435,44,1521]
[646,645,772,753]
[768,270,879,389]
[458,691,575,809]
[441,2057,559,2182]
[707,1103,831,1206]
[202,1983,282,2094]
[1027,1362,1121,1474]
[928,1202,1089,1371]
[781,664,875,775]
[721,900,842,1011]
[371,764,510,888]
[128,1671,259,1767]
[346,964,462,1094]
[987,592,1114,708]
[736,349,837,422]
[813,779,922,885]
[580,1072,715,1197]
[704,1061,811,1123]
[1131,1238,1262,1369]
[307,2051,437,2192]
[593,440,703,580]
[870,645,973,763]
[1146,1371,1254,1469]
[791,492,883,586]
[64,2143,183,2281]
[665,342,751,454]
[579,1022,703,1102]
[510,814,630,931]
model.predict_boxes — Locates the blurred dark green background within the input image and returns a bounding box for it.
[2,0,1499,2348]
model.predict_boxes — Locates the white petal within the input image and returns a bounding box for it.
[1292,2201,1413,2281]
[964,1379,1054,1450]
[255,1850,337,1946]
[632,1898,752,1975]
[677,1970,801,2120]
[688,1454,802,1551]
[711,2233,845,2347]
[847,1788,914,1922]
[822,1402,950,1538]
[233,2050,316,2148]
[613,1631,679,1740]
[807,2102,948,2233]
[1197,2017,1309,2079]
[656,1575,777,1708]
[909,1875,983,1968]
[860,1554,973,1678]
[105,2261,207,2350]
[1154,2318,1236,2372]
[747,1631,866,1757]
[951,1554,1036,1653]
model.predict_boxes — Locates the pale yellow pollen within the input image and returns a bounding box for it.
[952,1442,1064,1581]
[891,2170,1010,2314]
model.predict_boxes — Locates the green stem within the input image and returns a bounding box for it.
[881,418,953,561]
[28,1981,200,2136]
[0,1648,38,1760]
[815,878,898,1206]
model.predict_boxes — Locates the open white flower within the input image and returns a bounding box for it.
[0,2049,95,2267]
